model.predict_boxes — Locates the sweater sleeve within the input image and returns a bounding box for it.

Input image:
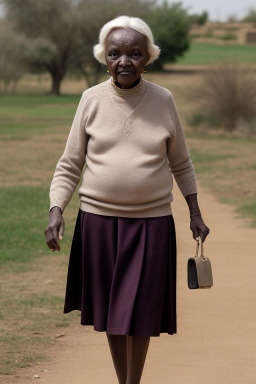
[49,92,88,213]
[166,92,198,197]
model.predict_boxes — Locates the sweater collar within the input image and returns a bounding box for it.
[107,75,147,97]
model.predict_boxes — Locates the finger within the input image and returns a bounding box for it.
[47,237,59,252]
[59,219,65,240]
[199,227,210,243]
[52,231,60,251]
[47,227,60,252]
[44,230,54,250]
[51,238,60,251]
[201,232,209,243]
[192,229,199,240]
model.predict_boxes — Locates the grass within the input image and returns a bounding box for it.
[238,202,256,226]
[189,150,234,163]
[174,42,256,65]
[186,133,256,226]
[0,94,81,139]
[0,91,83,376]
[0,186,49,268]
[2,354,49,375]
[0,289,80,374]
[0,186,78,272]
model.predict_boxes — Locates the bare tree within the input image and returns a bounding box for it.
[195,60,256,131]
[1,0,81,94]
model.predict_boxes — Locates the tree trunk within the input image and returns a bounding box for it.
[4,80,9,94]
[50,72,65,95]
[12,80,18,94]
[81,62,102,88]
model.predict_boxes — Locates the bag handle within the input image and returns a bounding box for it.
[195,237,206,261]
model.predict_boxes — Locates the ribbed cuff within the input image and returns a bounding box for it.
[176,176,198,197]
[49,206,63,214]
[49,196,66,214]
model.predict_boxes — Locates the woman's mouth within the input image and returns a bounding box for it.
[118,72,133,75]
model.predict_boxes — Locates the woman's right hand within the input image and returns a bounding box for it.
[44,206,65,252]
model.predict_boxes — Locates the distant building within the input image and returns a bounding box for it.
[190,21,256,45]
[237,28,256,44]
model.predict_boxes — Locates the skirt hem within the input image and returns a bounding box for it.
[63,308,177,337]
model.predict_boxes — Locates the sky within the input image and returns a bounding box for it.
[0,1,255,22]
[167,0,256,22]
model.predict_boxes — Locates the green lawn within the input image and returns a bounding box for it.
[0,94,81,139]
[0,93,82,375]
[174,42,256,65]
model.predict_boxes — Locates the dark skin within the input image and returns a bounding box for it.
[105,27,150,89]
[44,206,64,252]
[44,27,209,384]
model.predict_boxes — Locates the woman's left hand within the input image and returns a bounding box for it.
[190,215,210,243]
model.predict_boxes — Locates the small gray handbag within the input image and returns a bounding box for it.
[187,238,213,289]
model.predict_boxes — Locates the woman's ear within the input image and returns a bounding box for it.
[147,52,151,63]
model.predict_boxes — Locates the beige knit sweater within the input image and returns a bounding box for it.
[49,75,197,218]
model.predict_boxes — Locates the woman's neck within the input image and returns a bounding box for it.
[114,76,141,89]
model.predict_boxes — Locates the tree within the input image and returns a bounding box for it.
[194,60,256,131]
[1,0,157,93]
[242,7,256,25]
[147,1,191,70]
[0,19,28,93]
[227,14,238,23]
[197,11,208,25]
[1,0,82,95]
[188,11,208,26]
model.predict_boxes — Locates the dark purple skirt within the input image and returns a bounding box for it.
[63,209,177,337]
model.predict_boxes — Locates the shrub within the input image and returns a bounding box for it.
[194,60,256,131]
[147,1,191,70]
[218,34,237,40]
[185,112,221,128]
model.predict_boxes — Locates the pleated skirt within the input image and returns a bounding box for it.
[63,209,177,337]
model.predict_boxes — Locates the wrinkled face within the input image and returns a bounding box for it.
[105,27,150,89]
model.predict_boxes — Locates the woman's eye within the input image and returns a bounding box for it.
[109,52,117,57]
[133,52,140,57]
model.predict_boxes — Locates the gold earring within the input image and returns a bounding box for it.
[107,69,110,73]
[144,70,147,73]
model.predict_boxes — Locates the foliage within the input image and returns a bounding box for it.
[147,1,191,70]
[189,11,208,26]
[1,0,157,94]
[185,112,221,128]
[227,14,239,23]
[197,11,208,25]
[218,34,237,41]
[242,7,256,25]
[1,0,81,94]
[0,19,29,93]
[193,60,256,131]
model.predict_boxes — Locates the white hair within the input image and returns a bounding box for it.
[93,15,161,66]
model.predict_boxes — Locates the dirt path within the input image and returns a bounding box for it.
[3,182,256,384]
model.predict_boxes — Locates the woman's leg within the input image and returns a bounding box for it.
[106,334,128,384]
[126,335,151,384]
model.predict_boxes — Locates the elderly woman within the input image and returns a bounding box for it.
[44,15,209,384]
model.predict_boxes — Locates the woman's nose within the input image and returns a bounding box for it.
[119,55,131,66]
